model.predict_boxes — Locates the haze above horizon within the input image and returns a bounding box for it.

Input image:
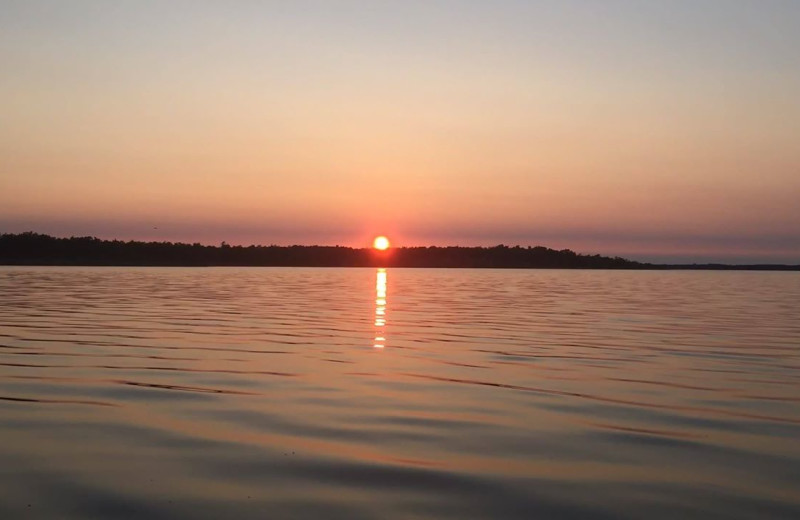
[2,1,799,264]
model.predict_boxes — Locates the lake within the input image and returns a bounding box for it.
[0,267,798,519]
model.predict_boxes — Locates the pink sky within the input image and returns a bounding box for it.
[2,2,799,263]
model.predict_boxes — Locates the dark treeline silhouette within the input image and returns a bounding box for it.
[1,232,638,268]
[1,232,797,270]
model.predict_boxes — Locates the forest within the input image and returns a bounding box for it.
[1,232,644,268]
[2,232,797,270]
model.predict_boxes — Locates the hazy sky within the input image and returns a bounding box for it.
[2,0,799,262]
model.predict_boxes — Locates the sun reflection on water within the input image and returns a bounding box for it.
[374,268,387,348]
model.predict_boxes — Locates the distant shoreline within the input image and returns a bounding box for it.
[2,264,798,271]
[1,232,798,271]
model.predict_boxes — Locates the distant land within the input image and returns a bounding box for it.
[1,232,798,270]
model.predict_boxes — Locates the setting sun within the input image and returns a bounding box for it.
[373,236,390,250]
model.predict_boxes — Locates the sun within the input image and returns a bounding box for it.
[373,236,390,250]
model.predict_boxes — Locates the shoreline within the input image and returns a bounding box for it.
[1,263,798,271]
[2,233,797,271]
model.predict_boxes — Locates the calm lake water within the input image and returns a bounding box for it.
[0,267,799,519]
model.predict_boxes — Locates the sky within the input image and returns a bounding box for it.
[1,0,799,263]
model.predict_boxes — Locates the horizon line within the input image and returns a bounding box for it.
[3,231,800,268]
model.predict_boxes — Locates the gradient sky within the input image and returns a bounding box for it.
[2,0,799,262]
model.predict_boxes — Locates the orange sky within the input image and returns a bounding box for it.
[1,2,799,262]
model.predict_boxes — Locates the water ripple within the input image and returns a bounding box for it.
[0,267,798,519]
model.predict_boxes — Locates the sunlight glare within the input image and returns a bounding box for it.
[374,268,387,348]
[373,236,390,250]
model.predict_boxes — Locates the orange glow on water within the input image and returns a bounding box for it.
[373,236,390,250]
[374,268,387,349]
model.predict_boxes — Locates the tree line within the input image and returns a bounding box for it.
[0,232,644,268]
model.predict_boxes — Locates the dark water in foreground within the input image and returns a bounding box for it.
[0,267,798,519]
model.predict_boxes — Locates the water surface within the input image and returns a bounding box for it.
[1,267,799,519]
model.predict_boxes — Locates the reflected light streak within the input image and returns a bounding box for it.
[374,268,387,349]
